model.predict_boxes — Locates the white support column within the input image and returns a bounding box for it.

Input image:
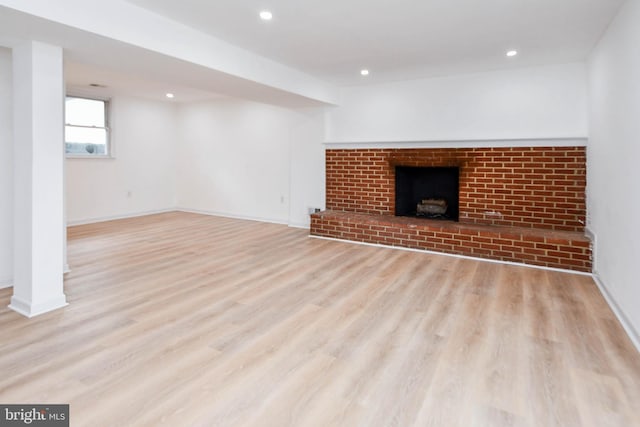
[10,41,67,317]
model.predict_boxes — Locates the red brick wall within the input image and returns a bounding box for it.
[311,211,592,272]
[326,147,586,232]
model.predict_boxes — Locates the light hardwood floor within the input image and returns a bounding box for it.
[1,212,639,426]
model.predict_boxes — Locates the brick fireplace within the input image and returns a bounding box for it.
[310,146,591,272]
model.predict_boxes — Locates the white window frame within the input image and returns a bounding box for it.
[65,94,113,159]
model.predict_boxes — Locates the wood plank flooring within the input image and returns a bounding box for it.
[1,211,639,426]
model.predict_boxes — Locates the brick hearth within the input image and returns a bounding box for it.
[311,146,591,272]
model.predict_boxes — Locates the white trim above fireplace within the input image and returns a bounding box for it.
[323,137,587,150]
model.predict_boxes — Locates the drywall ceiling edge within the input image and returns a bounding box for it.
[0,0,339,105]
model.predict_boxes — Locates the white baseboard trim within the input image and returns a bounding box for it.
[63,264,71,274]
[67,208,309,230]
[176,207,288,226]
[66,208,175,226]
[288,222,311,230]
[592,272,640,353]
[9,294,68,318]
[583,228,638,351]
[0,277,12,289]
[309,235,593,276]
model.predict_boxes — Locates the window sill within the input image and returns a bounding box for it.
[66,155,115,160]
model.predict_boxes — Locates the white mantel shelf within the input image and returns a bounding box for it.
[322,137,588,150]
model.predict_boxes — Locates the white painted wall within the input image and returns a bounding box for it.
[176,99,325,226]
[289,108,326,228]
[66,96,177,224]
[326,63,588,143]
[587,0,640,348]
[0,47,12,288]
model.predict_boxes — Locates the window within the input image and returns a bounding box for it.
[65,96,110,157]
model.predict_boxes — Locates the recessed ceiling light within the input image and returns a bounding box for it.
[259,10,273,20]
[360,69,370,76]
[166,93,175,99]
[506,50,518,57]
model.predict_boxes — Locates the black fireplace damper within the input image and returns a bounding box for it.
[395,166,459,221]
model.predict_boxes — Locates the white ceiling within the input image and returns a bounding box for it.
[65,62,227,104]
[125,0,625,84]
[0,0,626,104]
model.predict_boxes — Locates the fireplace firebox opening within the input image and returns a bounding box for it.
[395,166,459,221]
